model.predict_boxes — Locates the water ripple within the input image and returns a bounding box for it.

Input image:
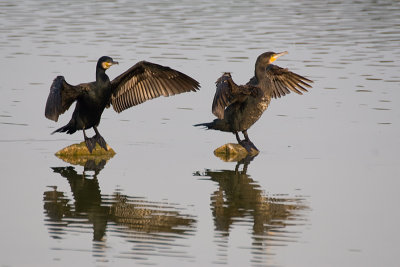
[44,165,197,264]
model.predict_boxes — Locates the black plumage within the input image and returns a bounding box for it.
[45,56,200,152]
[195,51,313,151]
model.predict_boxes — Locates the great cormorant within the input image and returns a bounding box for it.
[195,51,312,151]
[45,56,200,152]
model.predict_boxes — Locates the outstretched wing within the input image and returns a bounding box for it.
[45,76,85,122]
[110,61,199,113]
[212,72,259,119]
[263,64,313,99]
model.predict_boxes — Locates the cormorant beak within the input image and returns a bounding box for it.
[102,60,119,69]
[270,51,288,63]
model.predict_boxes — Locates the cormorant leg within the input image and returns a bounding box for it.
[242,130,250,141]
[235,132,241,143]
[239,130,259,152]
[93,126,108,151]
[83,129,95,153]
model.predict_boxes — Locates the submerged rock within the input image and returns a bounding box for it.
[55,141,116,166]
[214,143,259,162]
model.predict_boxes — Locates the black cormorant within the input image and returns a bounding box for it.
[194,51,312,151]
[45,56,199,152]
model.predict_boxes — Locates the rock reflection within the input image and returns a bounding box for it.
[194,158,309,264]
[44,160,196,262]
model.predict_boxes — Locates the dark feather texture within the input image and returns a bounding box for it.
[111,61,200,113]
[259,65,313,98]
[45,76,87,122]
[45,57,199,152]
[212,72,259,119]
[195,51,313,150]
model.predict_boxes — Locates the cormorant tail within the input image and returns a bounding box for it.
[194,119,231,132]
[51,122,77,135]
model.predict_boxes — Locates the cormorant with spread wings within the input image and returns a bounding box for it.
[195,51,312,151]
[45,56,199,152]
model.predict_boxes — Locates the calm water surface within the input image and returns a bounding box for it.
[1,0,400,266]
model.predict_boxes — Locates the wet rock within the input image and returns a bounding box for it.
[55,141,116,166]
[214,143,259,162]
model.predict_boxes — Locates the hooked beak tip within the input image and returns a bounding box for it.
[276,51,288,57]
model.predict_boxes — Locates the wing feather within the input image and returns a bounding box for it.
[285,78,302,94]
[148,79,157,99]
[212,73,235,119]
[111,61,199,113]
[267,65,313,99]
[152,77,164,96]
[166,77,180,95]
[212,72,259,119]
[177,78,190,94]
[274,79,287,97]
[139,80,147,102]
[128,89,135,107]
[44,76,86,122]
[158,78,173,96]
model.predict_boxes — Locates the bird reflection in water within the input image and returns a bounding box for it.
[194,157,309,264]
[43,159,196,262]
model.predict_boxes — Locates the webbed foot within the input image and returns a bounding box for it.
[239,139,259,153]
[94,134,108,151]
[84,137,96,153]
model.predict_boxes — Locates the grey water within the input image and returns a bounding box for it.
[1,0,400,266]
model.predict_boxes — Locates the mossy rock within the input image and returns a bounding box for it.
[214,143,259,162]
[55,141,116,166]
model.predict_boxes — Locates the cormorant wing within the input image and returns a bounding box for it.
[110,61,199,113]
[212,72,259,119]
[45,76,86,122]
[264,64,313,99]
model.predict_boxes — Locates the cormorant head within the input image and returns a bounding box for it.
[257,51,288,66]
[97,56,119,70]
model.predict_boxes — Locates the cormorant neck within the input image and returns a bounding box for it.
[255,62,268,81]
[96,66,109,84]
